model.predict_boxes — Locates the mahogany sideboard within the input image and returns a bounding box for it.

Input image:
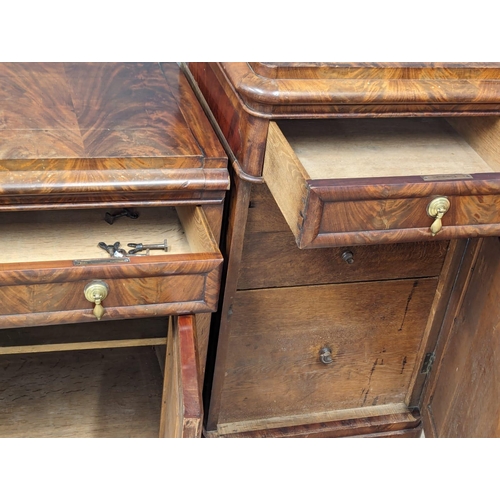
[186,62,500,438]
[0,63,229,437]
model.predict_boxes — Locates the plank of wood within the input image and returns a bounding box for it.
[160,316,202,438]
[0,338,166,355]
[0,347,163,437]
[278,118,494,180]
[447,117,500,169]
[218,278,437,424]
[239,196,448,290]
[0,316,168,347]
[262,121,309,243]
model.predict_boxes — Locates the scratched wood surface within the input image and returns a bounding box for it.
[239,183,449,289]
[423,237,500,437]
[217,278,437,423]
[0,63,228,206]
[160,315,202,437]
[0,346,163,437]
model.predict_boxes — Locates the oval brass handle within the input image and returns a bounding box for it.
[84,280,109,320]
[427,197,450,236]
[319,347,334,365]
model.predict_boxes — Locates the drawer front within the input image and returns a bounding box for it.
[218,278,437,424]
[0,206,222,328]
[263,118,500,248]
[309,193,500,247]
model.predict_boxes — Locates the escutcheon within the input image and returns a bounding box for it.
[84,280,110,320]
[426,197,450,236]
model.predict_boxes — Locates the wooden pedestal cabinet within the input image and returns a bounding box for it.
[0,63,229,437]
[187,62,500,438]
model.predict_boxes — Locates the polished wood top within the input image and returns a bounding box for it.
[219,62,500,118]
[0,63,228,208]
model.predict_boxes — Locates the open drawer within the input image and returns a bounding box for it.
[0,315,202,438]
[0,206,222,329]
[263,117,500,248]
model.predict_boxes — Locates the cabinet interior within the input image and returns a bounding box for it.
[0,318,168,438]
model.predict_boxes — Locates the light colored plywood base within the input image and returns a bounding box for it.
[1,207,190,264]
[277,118,495,180]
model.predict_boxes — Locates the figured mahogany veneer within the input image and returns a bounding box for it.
[223,62,500,117]
[0,63,228,209]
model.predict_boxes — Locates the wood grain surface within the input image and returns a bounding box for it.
[0,346,163,437]
[0,63,228,206]
[264,119,500,248]
[423,237,500,437]
[217,278,437,424]
[160,315,202,437]
[279,118,494,179]
[0,206,223,328]
[239,184,448,289]
[220,62,500,117]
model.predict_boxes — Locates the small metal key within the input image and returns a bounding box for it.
[98,241,127,257]
[127,239,168,255]
[104,208,139,225]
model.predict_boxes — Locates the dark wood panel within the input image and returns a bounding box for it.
[423,237,500,438]
[239,230,448,289]
[239,183,449,289]
[0,317,168,348]
[218,279,437,424]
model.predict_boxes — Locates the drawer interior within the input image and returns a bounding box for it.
[0,318,168,438]
[275,117,499,180]
[1,206,200,264]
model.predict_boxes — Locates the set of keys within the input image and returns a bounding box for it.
[98,239,168,257]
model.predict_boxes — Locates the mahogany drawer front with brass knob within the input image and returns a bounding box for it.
[0,205,222,329]
[263,117,500,248]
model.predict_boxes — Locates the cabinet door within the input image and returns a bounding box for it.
[160,315,203,438]
[422,237,500,438]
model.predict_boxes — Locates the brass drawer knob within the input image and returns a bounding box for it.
[84,280,110,320]
[427,197,450,236]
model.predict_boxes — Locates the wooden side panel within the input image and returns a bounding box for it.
[423,237,500,438]
[218,278,437,424]
[210,404,420,438]
[262,121,309,244]
[160,315,202,438]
